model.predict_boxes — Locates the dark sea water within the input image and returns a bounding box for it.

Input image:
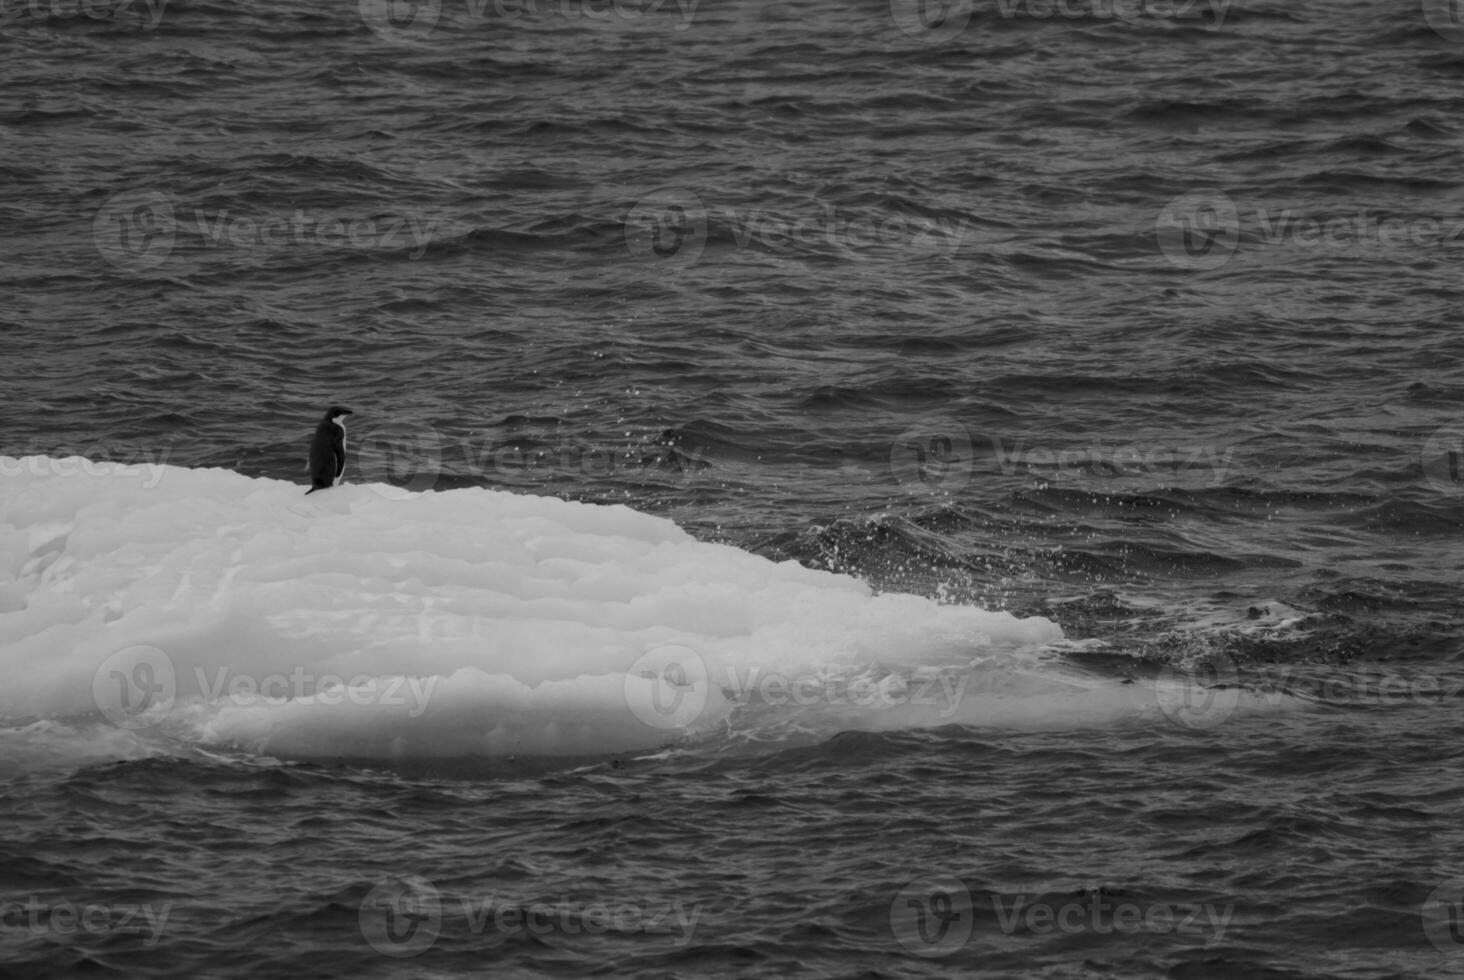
[4,0,1464,976]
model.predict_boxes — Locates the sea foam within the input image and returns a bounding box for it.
[0,456,1202,763]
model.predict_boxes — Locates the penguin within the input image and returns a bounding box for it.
[306,406,353,494]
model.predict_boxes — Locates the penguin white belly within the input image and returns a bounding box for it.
[335,420,347,486]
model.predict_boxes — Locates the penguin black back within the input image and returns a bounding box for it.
[306,406,353,494]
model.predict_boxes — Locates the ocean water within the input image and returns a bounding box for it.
[3,0,1464,976]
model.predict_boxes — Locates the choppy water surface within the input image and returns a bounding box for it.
[2,0,1464,976]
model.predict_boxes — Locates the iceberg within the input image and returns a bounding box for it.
[0,456,1139,764]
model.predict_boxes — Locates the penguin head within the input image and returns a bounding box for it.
[324,406,353,421]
